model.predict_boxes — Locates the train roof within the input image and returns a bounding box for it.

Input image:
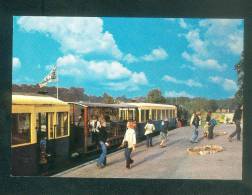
[12,94,68,106]
[70,102,137,108]
[126,102,176,109]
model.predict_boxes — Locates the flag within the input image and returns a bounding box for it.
[39,65,57,88]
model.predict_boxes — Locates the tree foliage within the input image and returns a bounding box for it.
[102,93,114,104]
[146,89,166,103]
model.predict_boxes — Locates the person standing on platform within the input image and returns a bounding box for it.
[228,105,243,142]
[121,121,136,169]
[190,111,201,143]
[39,134,48,175]
[96,121,109,168]
[159,119,168,148]
[206,112,214,139]
[144,119,155,148]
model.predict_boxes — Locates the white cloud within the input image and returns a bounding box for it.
[180,64,196,71]
[163,75,202,88]
[54,54,148,91]
[123,53,139,63]
[142,47,168,61]
[164,18,176,22]
[88,61,131,80]
[179,19,188,29]
[106,72,148,91]
[209,76,222,83]
[209,76,237,92]
[182,19,243,72]
[223,79,238,92]
[187,79,202,87]
[13,57,21,69]
[17,17,123,59]
[182,52,227,71]
[185,29,208,56]
[164,90,194,98]
[199,19,243,55]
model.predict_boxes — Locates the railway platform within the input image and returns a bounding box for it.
[54,124,242,179]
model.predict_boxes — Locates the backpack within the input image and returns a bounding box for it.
[210,119,217,126]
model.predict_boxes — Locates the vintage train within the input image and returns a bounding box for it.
[10,93,177,176]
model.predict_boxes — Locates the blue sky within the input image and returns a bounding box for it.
[12,17,243,99]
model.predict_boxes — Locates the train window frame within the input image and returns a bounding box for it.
[11,113,31,146]
[56,112,69,138]
[0,1,251,194]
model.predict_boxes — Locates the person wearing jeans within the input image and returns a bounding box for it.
[121,121,136,169]
[97,141,107,168]
[190,112,201,143]
[144,120,155,147]
[96,121,108,168]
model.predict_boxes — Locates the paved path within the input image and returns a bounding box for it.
[54,124,242,179]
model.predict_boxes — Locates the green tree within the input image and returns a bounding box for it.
[102,93,114,104]
[146,89,166,103]
[205,100,219,112]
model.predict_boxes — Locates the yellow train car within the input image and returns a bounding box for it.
[11,94,70,176]
[120,103,177,138]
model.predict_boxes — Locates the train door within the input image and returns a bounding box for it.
[36,113,55,164]
[69,106,85,154]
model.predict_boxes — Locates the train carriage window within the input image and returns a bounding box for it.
[12,113,31,145]
[157,110,161,120]
[162,110,166,120]
[36,113,54,139]
[132,109,136,120]
[169,110,172,118]
[141,110,145,122]
[120,110,123,120]
[56,112,68,137]
[128,110,134,120]
[166,110,169,119]
[48,113,54,139]
[152,110,156,120]
[145,110,150,122]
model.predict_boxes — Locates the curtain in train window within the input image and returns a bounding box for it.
[56,112,68,137]
[47,113,54,139]
[36,113,54,139]
[120,110,127,120]
[141,110,145,122]
[166,110,169,119]
[128,110,134,120]
[12,113,31,145]
[162,110,166,120]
